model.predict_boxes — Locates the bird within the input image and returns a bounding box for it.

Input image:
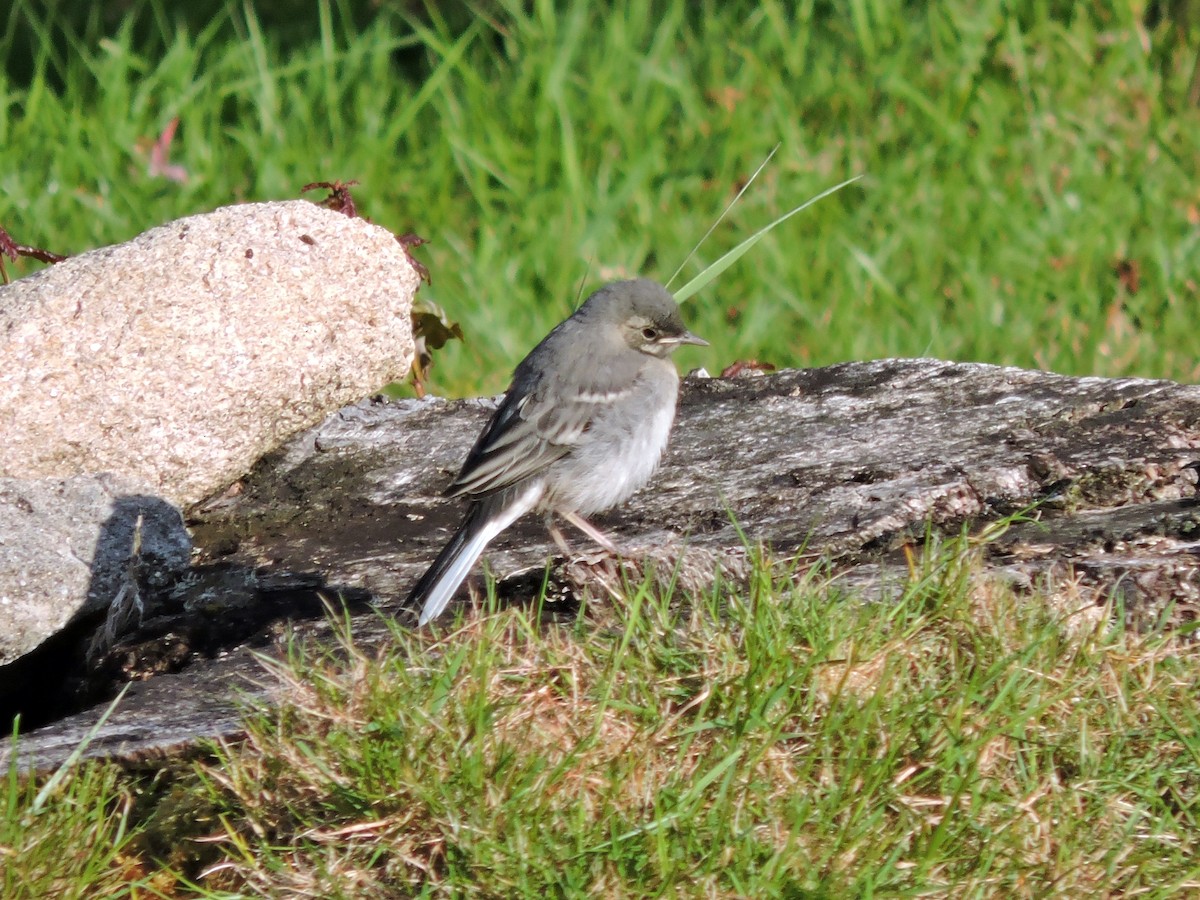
[407,278,707,626]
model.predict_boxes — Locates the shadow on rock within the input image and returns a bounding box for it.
[0,493,372,737]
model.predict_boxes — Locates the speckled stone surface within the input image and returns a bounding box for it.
[0,200,418,506]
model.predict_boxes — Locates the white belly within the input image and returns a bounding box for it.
[542,364,679,516]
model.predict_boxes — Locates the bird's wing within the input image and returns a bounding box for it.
[444,376,602,499]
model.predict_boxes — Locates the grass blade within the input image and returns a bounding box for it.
[666,143,780,290]
[30,685,129,814]
[673,174,865,304]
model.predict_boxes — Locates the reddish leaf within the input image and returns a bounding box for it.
[301,180,360,217]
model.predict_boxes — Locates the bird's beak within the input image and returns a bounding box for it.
[661,330,707,347]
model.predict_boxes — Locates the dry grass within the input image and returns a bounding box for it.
[158,533,1200,898]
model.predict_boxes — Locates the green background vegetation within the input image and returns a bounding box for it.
[3,1,1199,896]
[5,0,1200,394]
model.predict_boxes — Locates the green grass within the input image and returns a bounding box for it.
[2,745,140,898]
[4,1,1200,895]
[4,0,1200,393]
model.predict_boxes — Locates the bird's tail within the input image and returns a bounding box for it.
[408,484,541,626]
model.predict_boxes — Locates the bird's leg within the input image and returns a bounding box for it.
[546,513,575,557]
[559,509,620,555]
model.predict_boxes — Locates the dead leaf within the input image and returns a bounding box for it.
[721,359,776,378]
[301,180,360,217]
[410,298,464,397]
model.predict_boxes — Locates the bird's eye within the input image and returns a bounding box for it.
[641,327,659,341]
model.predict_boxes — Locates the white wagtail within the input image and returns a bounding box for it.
[407,278,706,626]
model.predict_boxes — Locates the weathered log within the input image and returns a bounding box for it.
[4,359,1198,771]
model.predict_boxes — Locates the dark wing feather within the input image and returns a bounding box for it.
[445,376,595,499]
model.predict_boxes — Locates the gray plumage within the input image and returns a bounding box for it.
[407,278,706,626]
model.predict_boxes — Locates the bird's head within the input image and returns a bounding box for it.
[583,278,708,359]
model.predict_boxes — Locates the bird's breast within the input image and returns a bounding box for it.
[541,362,680,516]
